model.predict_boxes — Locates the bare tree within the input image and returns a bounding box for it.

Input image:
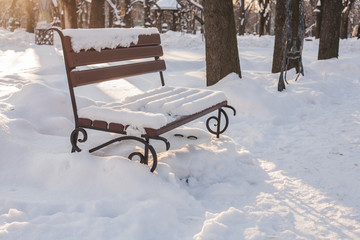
[258,0,270,36]
[90,0,105,28]
[144,0,151,27]
[340,0,355,39]
[272,0,286,73]
[314,0,322,38]
[238,0,255,35]
[318,0,342,60]
[61,0,78,29]
[124,0,132,27]
[25,0,36,33]
[203,0,241,86]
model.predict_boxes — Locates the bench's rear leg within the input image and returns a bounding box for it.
[206,105,236,138]
[70,127,88,152]
[89,136,158,172]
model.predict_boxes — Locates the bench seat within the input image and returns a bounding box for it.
[78,86,228,136]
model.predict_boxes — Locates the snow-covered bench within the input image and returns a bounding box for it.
[52,27,235,172]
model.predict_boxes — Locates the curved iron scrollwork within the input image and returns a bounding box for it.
[70,127,88,152]
[148,136,171,151]
[206,106,236,138]
[89,136,158,172]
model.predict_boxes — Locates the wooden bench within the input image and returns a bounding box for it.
[51,27,235,172]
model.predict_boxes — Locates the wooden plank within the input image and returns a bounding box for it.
[70,60,166,87]
[136,34,161,46]
[68,45,163,68]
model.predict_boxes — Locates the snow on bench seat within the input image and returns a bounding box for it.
[78,86,227,134]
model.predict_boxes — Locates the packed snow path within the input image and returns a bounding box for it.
[0,28,360,239]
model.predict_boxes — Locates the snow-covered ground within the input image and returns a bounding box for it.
[1,28,360,239]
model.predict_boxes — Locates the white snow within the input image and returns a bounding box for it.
[153,0,180,10]
[62,27,159,52]
[1,28,360,239]
[79,86,226,134]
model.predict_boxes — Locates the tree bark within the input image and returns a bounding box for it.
[288,0,300,72]
[90,0,105,28]
[340,0,354,39]
[318,0,342,60]
[25,0,36,33]
[61,0,78,29]
[204,0,241,86]
[124,0,132,28]
[272,0,286,73]
[272,0,301,73]
[314,0,322,39]
[238,0,245,35]
[144,0,151,27]
[258,0,269,36]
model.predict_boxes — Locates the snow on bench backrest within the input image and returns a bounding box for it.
[59,28,166,88]
[62,28,159,52]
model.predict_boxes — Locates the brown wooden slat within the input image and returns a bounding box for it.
[77,118,92,127]
[144,101,228,137]
[70,60,166,87]
[109,122,124,132]
[93,120,108,129]
[68,46,163,68]
[135,34,161,46]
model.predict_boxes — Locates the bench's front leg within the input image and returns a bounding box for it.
[70,127,88,152]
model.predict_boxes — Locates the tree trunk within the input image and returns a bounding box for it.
[318,0,342,60]
[124,0,132,28]
[272,0,301,73]
[25,0,36,33]
[340,0,354,39]
[90,0,105,28]
[238,0,245,35]
[288,0,300,72]
[314,0,322,39]
[272,0,286,73]
[144,0,151,27]
[204,0,241,86]
[61,0,78,29]
[258,0,269,36]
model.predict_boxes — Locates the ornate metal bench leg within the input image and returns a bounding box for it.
[89,136,158,172]
[70,127,88,152]
[147,136,171,151]
[206,105,236,138]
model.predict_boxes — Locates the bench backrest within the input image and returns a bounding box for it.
[55,29,166,88]
[52,27,166,123]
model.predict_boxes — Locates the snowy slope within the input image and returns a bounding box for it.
[0,28,360,239]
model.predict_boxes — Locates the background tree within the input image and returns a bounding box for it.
[25,0,36,33]
[144,0,151,27]
[124,0,132,27]
[318,0,342,60]
[258,0,270,36]
[203,0,241,86]
[237,0,255,35]
[90,0,105,28]
[272,0,286,73]
[314,0,322,38]
[60,0,77,29]
[340,0,355,39]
